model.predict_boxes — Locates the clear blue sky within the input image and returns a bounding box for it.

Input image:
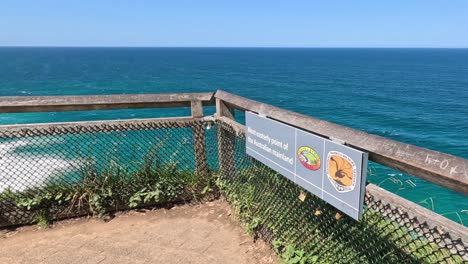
[1,0,467,48]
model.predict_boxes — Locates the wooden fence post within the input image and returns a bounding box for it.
[191,100,209,177]
[216,99,237,179]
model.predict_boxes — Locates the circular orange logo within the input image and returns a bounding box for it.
[326,151,357,192]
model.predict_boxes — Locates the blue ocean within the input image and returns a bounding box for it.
[0,48,467,224]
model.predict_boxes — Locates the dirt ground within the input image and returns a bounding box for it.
[0,199,277,264]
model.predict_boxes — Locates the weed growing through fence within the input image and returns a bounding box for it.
[0,147,215,225]
[217,162,464,264]
[35,210,50,229]
[272,239,319,264]
[0,126,465,263]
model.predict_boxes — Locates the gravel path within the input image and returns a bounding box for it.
[0,200,277,264]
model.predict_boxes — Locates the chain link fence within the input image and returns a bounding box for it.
[216,120,467,264]
[0,117,466,263]
[0,118,218,226]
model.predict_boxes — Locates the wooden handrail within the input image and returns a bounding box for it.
[215,114,468,239]
[0,117,199,137]
[0,92,215,113]
[214,90,468,195]
[0,92,214,179]
[1,90,466,194]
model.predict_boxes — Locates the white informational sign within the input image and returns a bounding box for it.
[246,111,368,220]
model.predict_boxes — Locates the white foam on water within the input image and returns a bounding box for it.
[0,139,78,192]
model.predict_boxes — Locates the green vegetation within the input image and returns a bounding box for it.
[0,137,463,263]
[272,240,319,264]
[217,163,464,264]
[35,210,51,229]
[0,149,215,225]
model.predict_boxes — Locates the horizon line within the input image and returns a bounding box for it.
[1,46,468,49]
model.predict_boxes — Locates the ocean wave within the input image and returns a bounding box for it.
[0,139,79,192]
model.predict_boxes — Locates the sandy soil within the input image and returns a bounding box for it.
[0,199,277,264]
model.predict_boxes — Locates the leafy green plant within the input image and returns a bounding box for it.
[1,132,464,263]
[35,210,50,229]
[3,146,215,226]
[245,216,262,235]
[272,239,284,253]
[272,240,319,264]
[216,162,463,264]
[281,244,318,264]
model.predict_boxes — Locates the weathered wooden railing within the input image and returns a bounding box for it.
[213,90,468,244]
[0,92,215,177]
[1,90,466,193]
[1,90,466,246]
[0,93,215,113]
[214,90,468,196]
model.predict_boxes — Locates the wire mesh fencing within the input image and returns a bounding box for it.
[215,120,467,264]
[0,117,466,263]
[0,119,218,227]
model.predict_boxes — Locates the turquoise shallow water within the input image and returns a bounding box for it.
[0,47,467,224]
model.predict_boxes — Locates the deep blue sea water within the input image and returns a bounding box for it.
[0,48,467,224]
